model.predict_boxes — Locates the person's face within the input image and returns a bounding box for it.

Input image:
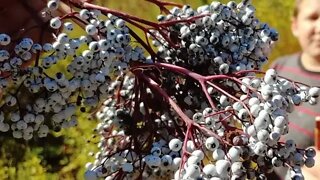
[292,0,320,60]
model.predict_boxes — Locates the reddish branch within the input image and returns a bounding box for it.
[134,70,229,143]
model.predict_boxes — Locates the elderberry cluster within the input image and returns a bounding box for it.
[0,0,318,180]
[83,1,319,180]
[0,1,147,140]
[152,0,278,75]
[86,68,319,179]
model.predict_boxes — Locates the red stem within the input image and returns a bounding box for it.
[178,124,193,177]
[206,81,253,123]
[159,13,210,26]
[81,2,159,27]
[146,0,183,8]
[134,70,193,126]
[204,109,235,118]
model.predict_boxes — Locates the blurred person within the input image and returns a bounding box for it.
[272,0,320,179]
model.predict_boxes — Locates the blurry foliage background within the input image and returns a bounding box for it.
[0,0,299,179]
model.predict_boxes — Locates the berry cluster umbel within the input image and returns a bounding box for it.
[0,0,318,180]
[0,1,147,139]
[152,1,277,75]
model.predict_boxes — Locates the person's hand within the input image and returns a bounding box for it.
[0,0,94,64]
[0,0,48,41]
[0,0,94,41]
[301,147,320,180]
